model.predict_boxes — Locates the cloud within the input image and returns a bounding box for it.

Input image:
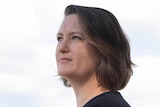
[0,72,37,94]
[0,0,39,30]
[0,0,160,107]
[122,55,160,107]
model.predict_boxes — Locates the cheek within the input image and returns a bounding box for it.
[55,47,59,64]
[77,48,97,69]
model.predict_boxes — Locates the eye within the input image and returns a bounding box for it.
[72,36,81,40]
[57,36,63,41]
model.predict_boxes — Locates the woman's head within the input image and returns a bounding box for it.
[56,14,100,86]
[57,5,134,91]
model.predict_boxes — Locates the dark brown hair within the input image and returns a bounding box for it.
[62,5,134,91]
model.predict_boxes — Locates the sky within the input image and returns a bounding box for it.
[0,0,160,107]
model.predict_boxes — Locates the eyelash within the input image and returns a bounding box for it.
[57,37,63,41]
[57,36,82,41]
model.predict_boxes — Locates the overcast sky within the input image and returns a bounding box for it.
[0,0,160,107]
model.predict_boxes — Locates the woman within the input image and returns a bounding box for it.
[56,5,134,107]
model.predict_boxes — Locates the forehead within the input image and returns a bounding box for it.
[58,14,82,33]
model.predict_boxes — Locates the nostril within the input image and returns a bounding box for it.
[59,44,69,53]
[61,48,69,53]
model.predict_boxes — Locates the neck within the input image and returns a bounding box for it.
[70,75,109,107]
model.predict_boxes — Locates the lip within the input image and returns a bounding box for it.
[59,57,72,62]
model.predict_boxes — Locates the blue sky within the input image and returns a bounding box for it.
[0,0,160,107]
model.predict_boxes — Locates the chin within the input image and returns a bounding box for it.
[58,69,73,77]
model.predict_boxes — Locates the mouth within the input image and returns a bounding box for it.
[59,57,72,63]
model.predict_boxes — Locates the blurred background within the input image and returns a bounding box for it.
[0,0,160,107]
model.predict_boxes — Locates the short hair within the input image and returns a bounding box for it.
[62,5,134,91]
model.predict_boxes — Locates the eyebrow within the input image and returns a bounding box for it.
[57,32,63,36]
[57,32,84,36]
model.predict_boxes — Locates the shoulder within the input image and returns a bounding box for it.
[83,92,130,107]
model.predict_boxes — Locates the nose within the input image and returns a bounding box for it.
[57,38,69,54]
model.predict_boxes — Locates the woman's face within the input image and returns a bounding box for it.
[56,14,98,81]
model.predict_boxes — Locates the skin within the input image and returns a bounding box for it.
[56,14,98,82]
[56,14,109,107]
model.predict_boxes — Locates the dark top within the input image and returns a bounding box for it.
[83,92,130,107]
